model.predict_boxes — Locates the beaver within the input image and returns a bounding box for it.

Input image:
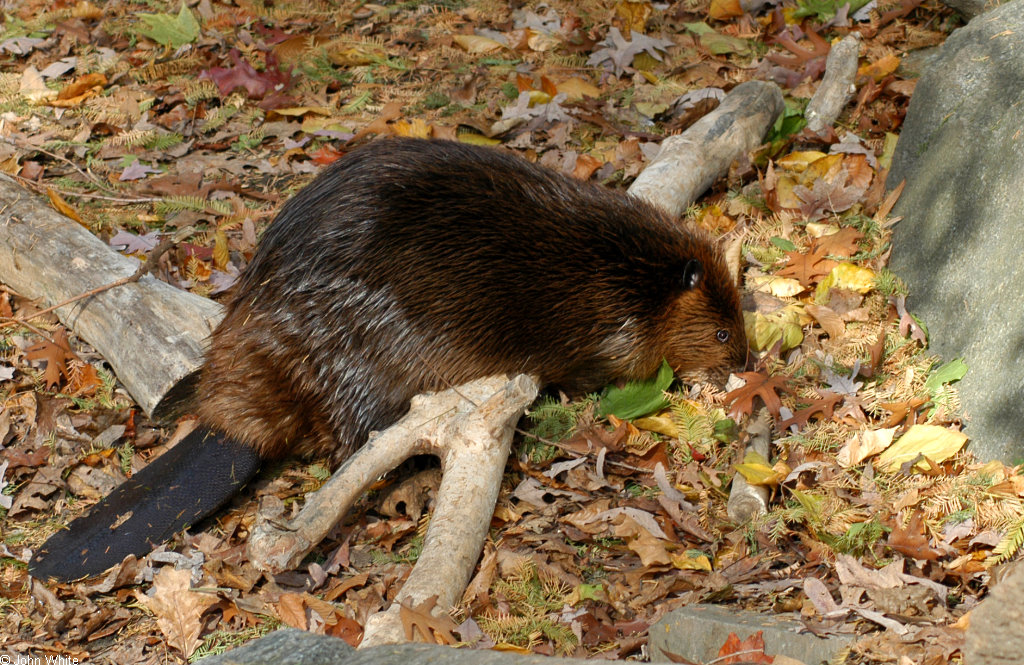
[30,138,746,581]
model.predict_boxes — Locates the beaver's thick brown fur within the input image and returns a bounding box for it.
[31,138,745,581]
[198,138,746,465]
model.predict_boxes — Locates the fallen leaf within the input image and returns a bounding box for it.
[400,595,458,644]
[46,188,84,225]
[836,428,897,467]
[725,371,791,419]
[777,246,835,287]
[556,77,601,99]
[135,567,217,658]
[452,34,504,54]
[716,630,773,664]
[888,511,943,561]
[876,425,968,473]
[709,0,744,19]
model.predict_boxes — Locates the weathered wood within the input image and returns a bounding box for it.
[628,80,784,217]
[727,408,771,522]
[0,174,223,417]
[805,34,861,134]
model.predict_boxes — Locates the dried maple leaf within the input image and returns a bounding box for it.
[725,371,791,419]
[776,246,835,287]
[201,48,289,98]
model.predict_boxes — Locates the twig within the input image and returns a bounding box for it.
[0,236,175,329]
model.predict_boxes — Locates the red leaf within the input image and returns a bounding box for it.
[717,631,774,664]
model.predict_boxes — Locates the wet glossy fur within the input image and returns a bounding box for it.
[197,138,746,465]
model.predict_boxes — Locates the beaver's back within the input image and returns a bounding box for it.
[197,138,745,464]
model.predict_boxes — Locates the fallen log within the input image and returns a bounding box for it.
[628,80,784,216]
[0,174,222,417]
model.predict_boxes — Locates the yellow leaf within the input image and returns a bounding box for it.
[267,106,332,118]
[709,0,744,19]
[858,54,900,82]
[615,0,652,32]
[774,174,802,209]
[391,118,431,138]
[452,34,504,54]
[749,273,805,297]
[213,229,230,271]
[526,89,552,106]
[72,0,103,19]
[47,188,84,225]
[744,309,805,353]
[457,132,501,146]
[633,415,677,437]
[876,425,968,472]
[777,151,827,173]
[672,549,712,571]
[327,46,383,67]
[805,222,839,238]
[527,31,560,52]
[556,77,601,100]
[803,153,844,184]
[815,263,876,299]
[735,461,775,483]
[836,427,897,467]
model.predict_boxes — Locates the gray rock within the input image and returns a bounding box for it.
[964,562,1024,664]
[199,629,354,664]
[887,0,1024,463]
[648,605,854,664]
[198,628,599,665]
[941,0,1010,19]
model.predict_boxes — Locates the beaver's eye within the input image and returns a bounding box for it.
[716,329,730,343]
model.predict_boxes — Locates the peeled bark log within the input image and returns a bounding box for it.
[727,408,772,522]
[0,174,223,417]
[628,80,784,217]
[805,34,861,134]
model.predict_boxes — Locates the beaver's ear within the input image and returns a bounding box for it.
[678,258,703,291]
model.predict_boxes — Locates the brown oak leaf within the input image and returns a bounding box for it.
[887,510,943,561]
[776,246,835,287]
[777,391,843,430]
[725,372,791,419]
[878,398,927,428]
[25,328,74,390]
[814,225,864,258]
[400,595,459,645]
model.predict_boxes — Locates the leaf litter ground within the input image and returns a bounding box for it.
[0,1,1015,663]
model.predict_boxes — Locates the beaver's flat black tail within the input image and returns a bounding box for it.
[30,426,262,582]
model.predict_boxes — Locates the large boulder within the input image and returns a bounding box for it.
[887,1,1024,463]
